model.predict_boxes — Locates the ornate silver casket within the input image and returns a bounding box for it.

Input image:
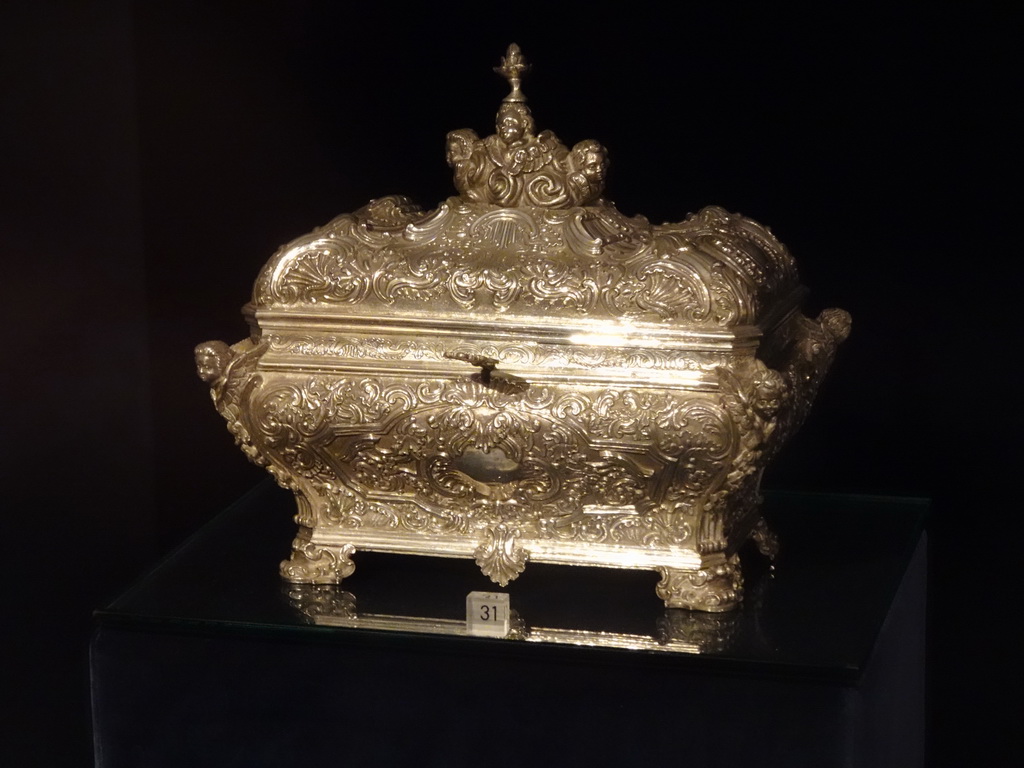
[196,46,849,612]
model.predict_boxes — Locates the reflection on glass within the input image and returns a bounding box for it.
[286,584,743,654]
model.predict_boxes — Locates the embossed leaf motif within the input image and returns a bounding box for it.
[474,523,528,586]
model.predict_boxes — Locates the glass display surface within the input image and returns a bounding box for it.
[96,481,927,682]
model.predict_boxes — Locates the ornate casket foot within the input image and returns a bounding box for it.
[655,555,743,612]
[279,539,356,585]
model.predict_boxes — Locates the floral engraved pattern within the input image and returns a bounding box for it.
[254,200,800,328]
[246,374,738,549]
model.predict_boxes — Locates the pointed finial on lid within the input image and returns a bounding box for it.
[495,43,530,103]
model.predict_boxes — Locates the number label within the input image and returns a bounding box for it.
[466,591,510,637]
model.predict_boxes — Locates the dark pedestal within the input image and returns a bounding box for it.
[92,483,926,767]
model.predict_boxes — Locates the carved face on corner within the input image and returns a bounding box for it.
[573,140,607,183]
[445,129,476,166]
[581,150,605,181]
[194,341,231,383]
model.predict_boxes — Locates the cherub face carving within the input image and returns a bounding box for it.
[446,129,476,166]
[572,140,607,183]
[496,104,533,145]
[194,341,231,383]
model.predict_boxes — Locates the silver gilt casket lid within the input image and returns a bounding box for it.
[197,45,850,613]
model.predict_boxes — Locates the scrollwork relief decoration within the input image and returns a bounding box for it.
[695,361,788,550]
[253,197,797,328]
[280,540,356,585]
[243,374,737,549]
[194,338,273,476]
[656,555,743,612]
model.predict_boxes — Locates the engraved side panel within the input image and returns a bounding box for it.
[244,372,741,552]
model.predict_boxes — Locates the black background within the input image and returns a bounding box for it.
[2,2,1018,765]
